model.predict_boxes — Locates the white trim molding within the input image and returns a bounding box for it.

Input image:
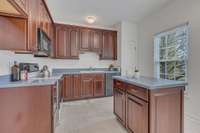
[185,113,200,125]
[185,113,200,133]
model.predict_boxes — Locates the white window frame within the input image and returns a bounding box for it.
[154,23,189,81]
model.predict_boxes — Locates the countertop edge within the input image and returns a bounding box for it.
[113,76,187,90]
[0,71,120,89]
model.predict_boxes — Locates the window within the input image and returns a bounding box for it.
[154,24,189,81]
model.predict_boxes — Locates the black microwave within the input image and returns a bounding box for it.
[34,28,51,57]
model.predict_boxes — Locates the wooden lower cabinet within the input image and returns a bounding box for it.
[114,88,126,125]
[126,93,148,133]
[62,74,81,101]
[0,86,54,133]
[73,74,81,99]
[81,74,94,98]
[93,74,104,97]
[62,74,105,101]
[113,79,184,133]
[62,75,73,100]
[150,88,183,133]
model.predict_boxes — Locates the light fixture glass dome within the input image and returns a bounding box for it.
[86,16,96,24]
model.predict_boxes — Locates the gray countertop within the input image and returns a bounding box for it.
[113,76,187,90]
[0,75,62,89]
[52,68,120,75]
[0,69,120,89]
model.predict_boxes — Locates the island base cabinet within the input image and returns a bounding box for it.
[114,88,126,125]
[126,94,148,133]
[113,79,184,133]
[150,88,184,133]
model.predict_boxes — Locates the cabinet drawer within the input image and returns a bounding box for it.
[95,74,104,79]
[114,80,124,90]
[127,84,149,102]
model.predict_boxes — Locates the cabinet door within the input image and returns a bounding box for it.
[101,31,117,60]
[150,88,183,133]
[0,16,27,51]
[72,74,81,99]
[28,0,39,52]
[69,27,79,58]
[114,88,126,125]
[0,86,52,133]
[91,30,102,53]
[126,94,148,133]
[81,74,94,98]
[55,27,70,58]
[38,0,43,30]
[94,74,104,97]
[62,75,73,100]
[80,28,91,51]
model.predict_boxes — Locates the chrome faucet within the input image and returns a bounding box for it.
[89,66,94,71]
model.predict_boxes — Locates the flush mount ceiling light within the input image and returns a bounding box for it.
[86,16,96,24]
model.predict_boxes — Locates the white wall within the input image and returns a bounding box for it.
[138,0,200,132]
[114,21,138,76]
[0,51,117,75]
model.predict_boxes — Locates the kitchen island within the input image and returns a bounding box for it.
[113,76,187,133]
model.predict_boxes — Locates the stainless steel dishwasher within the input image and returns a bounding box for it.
[105,72,121,96]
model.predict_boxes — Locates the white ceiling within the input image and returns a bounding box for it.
[46,0,174,28]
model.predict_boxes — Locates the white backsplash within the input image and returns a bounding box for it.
[0,50,118,76]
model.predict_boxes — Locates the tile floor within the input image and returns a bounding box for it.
[55,97,127,133]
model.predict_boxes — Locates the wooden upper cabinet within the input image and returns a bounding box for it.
[55,24,79,59]
[79,28,91,51]
[54,24,117,60]
[28,0,39,52]
[11,0,28,14]
[69,27,79,58]
[28,0,53,52]
[0,16,27,51]
[79,28,103,53]
[93,74,105,97]
[55,26,69,58]
[90,30,102,53]
[101,31,117,60]
[38,0,45,31]
[0,0,54,52]
[0,0,28,18]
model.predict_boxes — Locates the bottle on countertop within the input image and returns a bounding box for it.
[11,61,20,81]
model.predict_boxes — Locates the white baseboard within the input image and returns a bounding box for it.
[185,113,200,124]
[185,113,200,133]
